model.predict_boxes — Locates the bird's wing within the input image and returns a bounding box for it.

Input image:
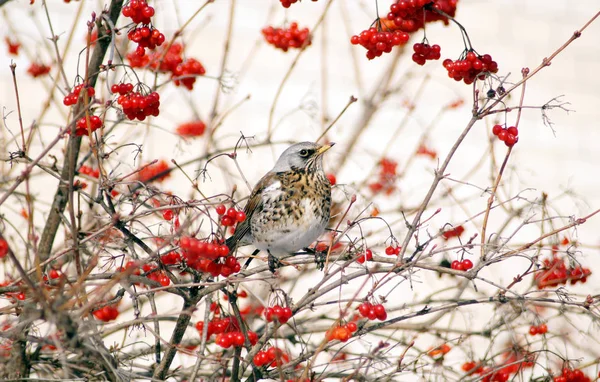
[226,172,280,250]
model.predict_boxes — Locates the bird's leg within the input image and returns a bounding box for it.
[267,251,282,273]
[243,249,261,270]
[304,247,327,271]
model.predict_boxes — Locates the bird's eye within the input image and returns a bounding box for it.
[299,149,309,157]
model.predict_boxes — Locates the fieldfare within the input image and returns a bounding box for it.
[226,141,334,271]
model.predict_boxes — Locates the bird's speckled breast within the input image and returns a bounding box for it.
[251,169,331,255]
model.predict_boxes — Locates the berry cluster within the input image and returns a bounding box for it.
[160,251,181,265]
[528,323,548,335]
[428,343,451,358]
[5,37,20,56]
[116,89,160,121]
[121,0,154,24]
[534,255,591,289]
[63,83,95,106]
[172,58,206,90]
[148,43,184,72]
[350,28,410,60]
[262,22,311,52]
[264,304,293,324]
[180,236,241,277]
[386,0,458,33]
[325,322,357,342]
[357,302,387,321]
[280,0,317,7]
[176,120,206,137]
[195,317,258,348]
[451,258,473,271]
[356,248,373,264]
[72,115,103,136]
[127,26,166,57]
[253,347,290,367]
[27,62,51,78]
[93,304,119,322]
[461,361,483,374]
[492,124,519,147]
[216,205,246,227]
[412,43,441,65]
[441,225,465,240]
[443,52,499,84]
[369,158,398,195]
[141,263,171,286]
[110,82,134,95]
[0,238,9,259]
[79,165,100,178]
[385,245,401,256]
[553,368,591,382]
[137,159,170,183]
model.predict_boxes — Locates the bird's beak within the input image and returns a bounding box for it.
[317,142,335,155]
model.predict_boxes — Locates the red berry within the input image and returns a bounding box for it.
[236,211,246,222]
[461,259,473,270]
[507,126,518,136]
[492,124,502,136]
[216,204,226,215]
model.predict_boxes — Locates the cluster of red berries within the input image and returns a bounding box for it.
[148,43,184,72]
[63,83,95,106]
[122,0,154,24]
[216,205,246,227]
[386,0,458,33]
[116,89,160,121]
[384,245,401,256]
[127,43,207,91]
[280,0,318,7]
[0,238,9,259]
[358,302,388,321]
[180,236,241,277]
[412,43,441,65]
[529,323,548,335]
[79,165,100,178]
[492,124,519,147]
[428,343,451,358]
[534,255,591,289]
[137,159,170,183]
[369,158,398,195]
[350,28,410,60]
[325,322,357,342]
[262,22,311,52]
[127,26,166,57]
[160,251,181,265]
[356,248,373,264]
[72,115,102,136]
[110,82,134,95]
[172,58,206,90]
[93,304,119,322]
[253,347,290,367]
[141,263,171,286]
[264,304,293,324]
[175,121,206,138]
[5,37,20,56]
[195,317,258,348]
[27,63,51,78]
[442,225,465,240]
[553,368,591,382]
[443,51,499,85]
[451,258,473,271]
[180,236,230,260]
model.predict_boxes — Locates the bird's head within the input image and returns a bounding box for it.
[271,141,335,173]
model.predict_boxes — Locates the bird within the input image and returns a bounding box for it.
[226,141,334,271]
